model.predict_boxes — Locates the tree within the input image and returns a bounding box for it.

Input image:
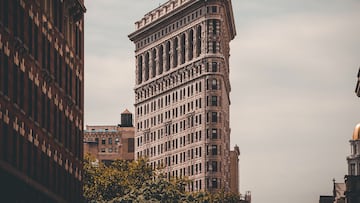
[83,154,241,203]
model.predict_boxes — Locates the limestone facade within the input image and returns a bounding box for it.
[129,0,236,192]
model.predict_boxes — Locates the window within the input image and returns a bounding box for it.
[108,148,113,153]
[211,96,217,106]
[211,112,217,122]
[212,178,218,188]
[212,79,218,90]
[350,163,356,175]
[95,138,99,143]
[108,138,112,145]
[101,138,105,145]
[101,148,105,153]
[212,6,217,13]
[212,145,217,155]
[212,129,218,139]
[115,138,120,144]
[212,62,217,72]
[353,144,357,155]
[212,161,218,172]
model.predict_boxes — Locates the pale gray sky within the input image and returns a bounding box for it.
[84,0,360,202]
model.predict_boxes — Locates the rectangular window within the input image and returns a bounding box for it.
[108,138,112,145]
[212,178,218,188]
[212,6,217,13]
[212,161,218,172]
[20,73,24,109]
[3,0,9,27]
[34,86,38,122]
[3,55,9,95]
[212,62,217,72]
[212,79,217,90]
[212,145,217,155]
[211,96,217,106]
[212,112,217,123]
[212,129,218,139]
[13,66,18,104]
[101,138,105,145]
[115,138,119,144]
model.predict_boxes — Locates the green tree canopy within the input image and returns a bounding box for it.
[83,155,241,203]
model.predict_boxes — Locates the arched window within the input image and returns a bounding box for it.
[152,49,157,78]
[159,45,164,74]
[166,41,171,71]
[196,26,201,57]
[145,52,149,81]
[181,33,186,64]
[137,55,143,84]
[188,29,194,61]
[173,37,178,68]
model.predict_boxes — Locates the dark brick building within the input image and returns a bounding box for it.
[0,0,85,202]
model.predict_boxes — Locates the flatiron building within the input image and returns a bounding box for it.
[129,0,236,192]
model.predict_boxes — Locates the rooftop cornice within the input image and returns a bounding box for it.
[129,0,199,41]
[128,0,236,42]
[135,0,192,31]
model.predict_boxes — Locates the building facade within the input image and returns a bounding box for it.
[345,124,360,203]
[129,0,236,192]
[230,145,240,194]
[0,0,85,202]
[84,110,135,163]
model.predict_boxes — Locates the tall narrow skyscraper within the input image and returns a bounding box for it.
[0,0,85,202]
[129,0,236,192]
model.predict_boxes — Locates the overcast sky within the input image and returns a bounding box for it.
[84,0,360,202]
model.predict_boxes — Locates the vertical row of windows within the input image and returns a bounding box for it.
[0,0,10,28]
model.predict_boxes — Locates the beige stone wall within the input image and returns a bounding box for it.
[129,0,236,192]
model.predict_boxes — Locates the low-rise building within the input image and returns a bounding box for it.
[230,145,240,194]
[84,110,135,163]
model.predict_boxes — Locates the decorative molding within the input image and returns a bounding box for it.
[47,144,52,157]
[34,134,39,147]
[54,150,58,162]
[4,110,10,124]
[13,117,19,132]
[28,129,33,143]
[29,67,34,81]
[42,140,46,153]
[29,6,34,19]
[20,59,25,72]
[4,42,10,56]
[20,122,25,136]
